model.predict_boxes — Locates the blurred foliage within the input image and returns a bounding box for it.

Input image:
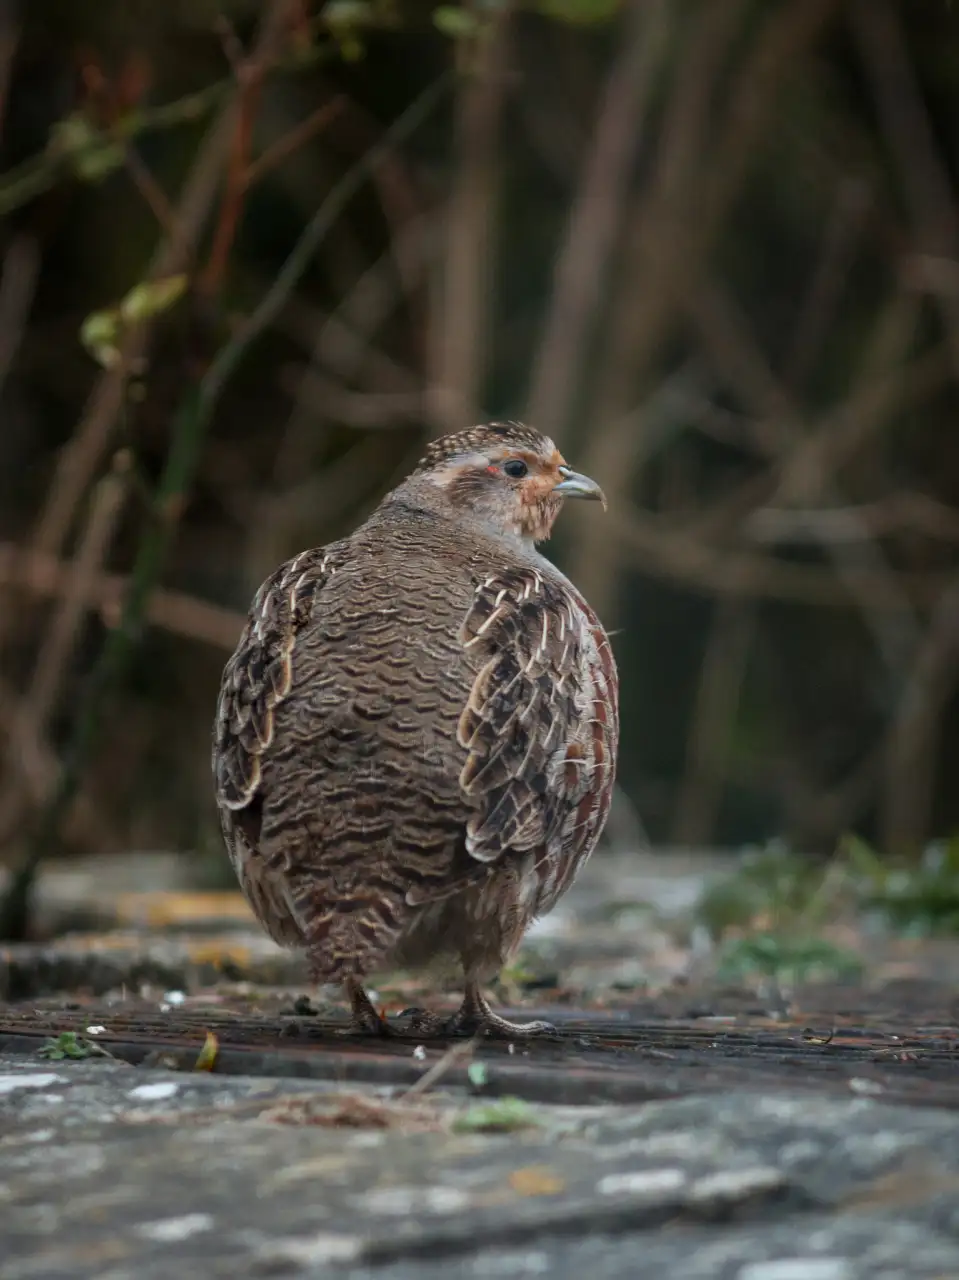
[698,832,959,946]
[1,0,959,881]
[714,933,863,985]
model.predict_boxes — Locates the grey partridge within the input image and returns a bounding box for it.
[212,422,618,1037]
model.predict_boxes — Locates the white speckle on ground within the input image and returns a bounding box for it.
[596,1168,686,1197]
[848,1077,884,1096]
[0,1073,64,1096]
[257,1233,364,1266]
[471,1250,551,1275]
[365,1185,470,1215]
[689,1167,786,1202]
[738,1261,852,1280]
[135,1213,214,1242]
[128,1081,180,1101]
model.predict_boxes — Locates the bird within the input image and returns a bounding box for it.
[212,421,619,1038]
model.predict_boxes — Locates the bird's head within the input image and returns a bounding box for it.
[404,421,606,544]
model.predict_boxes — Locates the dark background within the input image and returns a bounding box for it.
[1,0,958,892]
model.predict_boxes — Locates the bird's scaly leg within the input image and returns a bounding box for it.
[344,976,393,1036]
[444,977,555,1038]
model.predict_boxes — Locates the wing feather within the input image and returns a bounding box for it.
[457,566,592,864]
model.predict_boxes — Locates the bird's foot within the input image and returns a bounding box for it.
[444,984,556,1039]
[342,978,395,1038]
[389,1006,447,1037]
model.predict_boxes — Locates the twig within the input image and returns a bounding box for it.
[0,79,233,218]
[0,458,129,838]
[688,279,923,674]
[122,145,180,240]
[207,74,450,409]
[29,108,237,563]
[569,0,840,620]
[0,72,452,940]
[243,97,344,188]
[0,677,105,849]
[201,16,279,301]
[610,507,949,609]
[401,1037,480,1100]
[18,2,295,570]
[429,13,511,434]
[782,177,872,390]
[881,575,959,853]
[850,0,959,375]
[0,233,40,396]
[524,0,667,444]
[672,600,754,845]
[0,543,245,649]
[282,368,423,427]
[0,0,17,144]
[747,494,959,546]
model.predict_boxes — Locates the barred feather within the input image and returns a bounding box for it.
[212,423,619,988]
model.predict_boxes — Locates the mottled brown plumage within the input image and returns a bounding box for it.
[213,422,618,1036]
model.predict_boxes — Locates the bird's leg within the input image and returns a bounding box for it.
[344,976,393,1036]
[444,977,555,1038]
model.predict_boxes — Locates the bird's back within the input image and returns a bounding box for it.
[214,434,617,993]
[262,502,483,872]
[215,501,520,968]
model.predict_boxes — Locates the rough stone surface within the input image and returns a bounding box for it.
[3,1053,959,1279]
[3,848,959,1277]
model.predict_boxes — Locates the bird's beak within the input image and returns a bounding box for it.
[553,465,607,509]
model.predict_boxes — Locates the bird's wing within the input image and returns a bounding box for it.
[456,564,617,868]
[213,546,335,821]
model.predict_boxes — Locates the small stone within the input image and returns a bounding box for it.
[128,1081,179,1101]
[0,1072,63,1095]
[364,1185,470,1215]
[256,1233,363,1267]
[135,1213,214,1242]
[849,1077,883,1096]
[689,1166,787,1205]
[738,1262,852,1280]
[597,1169,686,1197]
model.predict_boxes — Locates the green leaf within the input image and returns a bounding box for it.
[80,275,187,368]
[119,274,188,323]
[49,114,124,184]
[433,6,481,38]
[467,1061,489,1087]
[38,1031,111,1061]
[80,310,121,368]
[452,1096,541,1133]
[324,1,375,27]
[194,1030,219,1072]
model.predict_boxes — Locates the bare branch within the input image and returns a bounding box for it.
[429,15,511,433]
[0,233,39,397]
[672,600,755,845]
[244,96,344,188]
[881,575,959,852]
[0,543,245,649]
[569,0,840,619]
[524,0,666,443]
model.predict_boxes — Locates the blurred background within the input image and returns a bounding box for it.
[1,0,958,922]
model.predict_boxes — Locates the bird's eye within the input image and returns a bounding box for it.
[502,459,528,479]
